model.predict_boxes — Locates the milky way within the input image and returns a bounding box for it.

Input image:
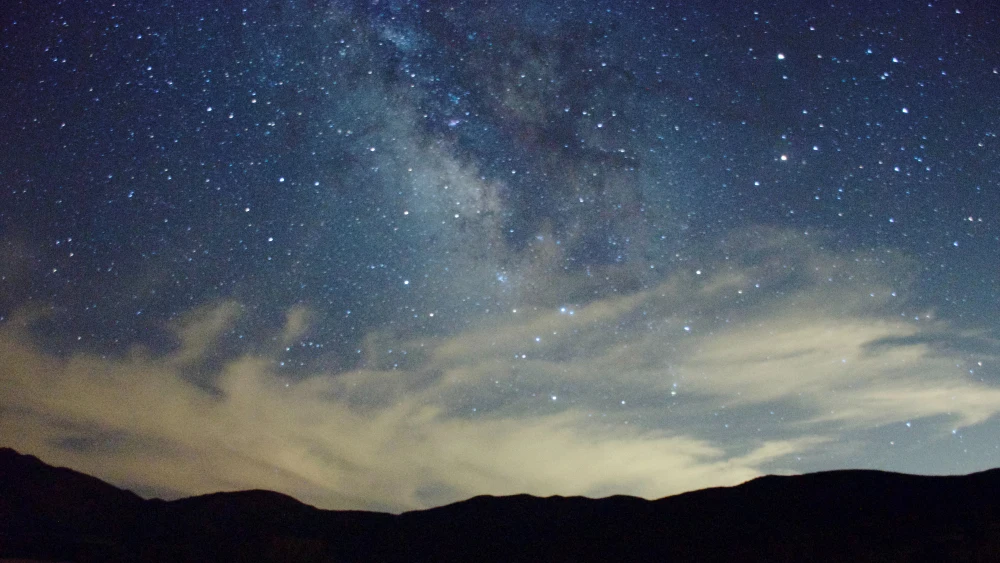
[1,0,999,512]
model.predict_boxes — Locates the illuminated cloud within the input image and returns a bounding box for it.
[169,301,243,367]
[0,315,807,511]
[2,229,996,511]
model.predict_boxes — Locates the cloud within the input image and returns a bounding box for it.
[814,384,1000,428]
[281,305,312,347]
[676,313,1000,428]
[0,319,797,511]
[404,228,1000,432]
[169,301,242,367]
[1,228,997,512]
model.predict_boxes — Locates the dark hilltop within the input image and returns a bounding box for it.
[2,447,999,562]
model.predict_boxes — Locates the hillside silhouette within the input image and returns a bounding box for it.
[2,447,999,562]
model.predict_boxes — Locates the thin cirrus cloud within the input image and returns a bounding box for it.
[0,228,996,512]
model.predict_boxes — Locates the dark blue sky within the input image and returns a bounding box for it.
[1,0,998,511]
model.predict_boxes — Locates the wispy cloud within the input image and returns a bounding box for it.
[1,229,996,511]
[0,316,802,511]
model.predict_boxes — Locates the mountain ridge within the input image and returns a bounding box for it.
[2,447,999,562]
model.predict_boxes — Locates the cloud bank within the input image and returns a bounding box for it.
[2,229,997,512]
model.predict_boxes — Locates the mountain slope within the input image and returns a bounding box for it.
[2,447,999,562]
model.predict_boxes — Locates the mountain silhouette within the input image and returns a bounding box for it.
[2,447,999,562]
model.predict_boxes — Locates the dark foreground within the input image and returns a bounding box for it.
[1,447,999,562]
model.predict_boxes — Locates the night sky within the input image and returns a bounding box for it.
[2,0,999,513]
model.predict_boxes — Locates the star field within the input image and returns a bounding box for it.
[1,0,998,512]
